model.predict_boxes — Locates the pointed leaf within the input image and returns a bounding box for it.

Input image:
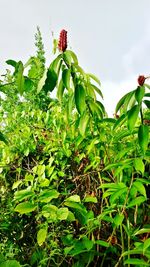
[138,124,149,153]
[37,228,47,246]
[43,68,57,93]
[127,105,140,131]
[79,112,89,136]
[62,69,71,90]
[135,86,145,103]
[14,202,37,214]
[134,158,145,174]
[124,259,149,266]
[127,196,146,208]
[0,132,8,144]
[75,84,86,114]
[57,79,65,101]
[37,69,48,93]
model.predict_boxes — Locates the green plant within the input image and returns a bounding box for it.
[0,28,150,267]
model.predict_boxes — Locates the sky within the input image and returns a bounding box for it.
[0,0,150,115]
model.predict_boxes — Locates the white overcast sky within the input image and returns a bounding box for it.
[0,0,150,115]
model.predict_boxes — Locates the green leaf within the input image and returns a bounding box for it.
[16,61,24,95]
[62,69,71,90]
[50,54,62,73]
[133,181,146,197]
[135,86,145,103]
[143,238,150,254]
[39,190,59,203]
[37,69,48,93]
[95,240,110,247]
[127,196,146,208]
[14,202,37,214]
[127,105,140,131]
[115,90,135,113]
[90,84,103,99]
[57,207,69,220]
[84,195,97,203]
[63,51,72,66]
[75,84,86,114]
[37,228,47,246]
[0,260,21,267]
[0,132,8,144]
[134,158,145,174]
[57,79,65,101]
[87,73,101,86]
[88,99,103,118]
[43,68,58,93]
[6,59,17,68]
[138,125,149,153]
[114,214,124,227]
[14,188,34,201]
[144,100,150,108]
[65,195,81,202]
[124,258,149,266]
[110,187,127,205]
[79,112,89,136]
[66,50,78,64]
[134,228,150,235]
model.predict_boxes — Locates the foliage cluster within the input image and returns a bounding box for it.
[0,28,150,267]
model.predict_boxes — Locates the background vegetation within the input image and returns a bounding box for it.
[0,28,150,267]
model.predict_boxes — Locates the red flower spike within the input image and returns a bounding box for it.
[137,75,146,86]
[58,29,67,52]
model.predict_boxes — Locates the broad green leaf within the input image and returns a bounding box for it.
[134,158,145,174]
[42,204,58,220]
[84,195,97,203]
[37,69,47,93]
[62,69,71,90]
[16,61,24,95]
[57,207,69,220]
[110,187,127,204]
[67,211,76,221]
[0,260,21,267]
[43,68,57,93]
[127,105,140,131]
[87,73,101,86]
[90,84,103,99]
[124,258,149,266]
[65,195,81,202]
[95,240,110,247]
[6,59,17,68]
[12,180,22,190]
[115,90,135,113]
[143,238,150,254]
[79,112,89,136]
[64,202,83,210]
[14,188,34,201]
[134,228,150,236]
[37,228,47,246]
[82,237,94,250]
[133,181,146,197]
[138,125,149,153]
[114,214,124,227]
[50,54,62,73]
[127,196,146,208]
[63,51,72,66]
[39,190,59,203]
[14,202,37,214]
[57,79,65,101]
[65,50,78,64]
[88,99,103,118]
[0,132,8,144]
[144,100,150,108]
[135,86,145,103]
[75,84,86,114]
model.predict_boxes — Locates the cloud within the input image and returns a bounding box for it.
[122,23,150,76]
[101,76,137,116]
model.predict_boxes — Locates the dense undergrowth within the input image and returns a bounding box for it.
[0,28,150,267]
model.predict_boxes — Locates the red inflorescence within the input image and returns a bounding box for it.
[137,75,146,86]
[58,29,67,52]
